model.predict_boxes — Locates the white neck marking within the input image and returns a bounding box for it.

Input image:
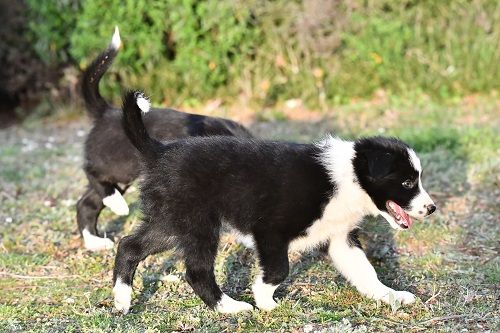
[290,136,379,252]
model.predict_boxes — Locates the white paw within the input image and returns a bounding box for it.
[391,290,416,304]
[372,288,416,305]
[113,279,132,314]
[252,275,279,311]
[255,297,278,311]
[103,188,129,216]
[82,229,114,251]
[216,294,254,314]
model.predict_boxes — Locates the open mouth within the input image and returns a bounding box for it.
[386,200,412,229]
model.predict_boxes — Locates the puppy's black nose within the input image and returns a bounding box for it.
[427,204,436,215]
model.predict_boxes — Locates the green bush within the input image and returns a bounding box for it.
[68,0,258,104]
[26,0,81,64]
[69,0,169,102]
[25,0,499,108]
[337,0,500,100]
[164,0,259,97]
[70,0,168,71]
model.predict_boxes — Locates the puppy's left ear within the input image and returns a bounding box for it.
[365,151,394,179]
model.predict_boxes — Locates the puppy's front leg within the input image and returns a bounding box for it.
[328,232,415,305]
[252,234,289,311]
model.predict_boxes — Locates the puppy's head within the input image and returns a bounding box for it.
[353,137,436,230]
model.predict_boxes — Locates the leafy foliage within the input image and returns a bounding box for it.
[25,0,81,64]
[24,0,500,107]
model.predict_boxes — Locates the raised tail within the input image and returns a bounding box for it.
[121,90,162,160]
[81,26,121,119]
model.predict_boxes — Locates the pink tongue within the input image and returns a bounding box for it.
[392,202,413,227]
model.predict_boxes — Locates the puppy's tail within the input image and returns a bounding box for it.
[81,26,121,119]
[121,90,162,160]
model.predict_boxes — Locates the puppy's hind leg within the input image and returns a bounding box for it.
[77,175,121,251]
[113,226,175,314]
[183,233,253,314]
[77,186,114,251]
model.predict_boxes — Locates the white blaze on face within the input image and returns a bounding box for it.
[406,149,434,218]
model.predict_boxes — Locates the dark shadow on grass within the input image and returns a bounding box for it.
[221,246,253,297]
[135,255,180,308]
[274,248,328,301]
[103,201,140,239]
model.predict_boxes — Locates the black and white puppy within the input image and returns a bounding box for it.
[113,91,437,314]
[77,28,252,251]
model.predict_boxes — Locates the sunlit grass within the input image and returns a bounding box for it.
[0,98,498,331]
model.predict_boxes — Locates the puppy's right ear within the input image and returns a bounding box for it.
[364,151,394,179]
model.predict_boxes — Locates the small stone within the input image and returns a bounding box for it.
[303,324,314,333]
[161,274,180,283]
[62,199,74,207]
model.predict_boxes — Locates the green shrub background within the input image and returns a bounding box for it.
[26,0,499,107]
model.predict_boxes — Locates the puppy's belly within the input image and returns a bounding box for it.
[230,227,330,253]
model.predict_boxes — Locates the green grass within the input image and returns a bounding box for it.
[0,98,499,332]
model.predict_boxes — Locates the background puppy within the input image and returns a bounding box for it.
[77,28,252,251]
[112,91,436,314]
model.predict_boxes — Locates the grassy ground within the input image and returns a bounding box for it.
[0,96,499,332]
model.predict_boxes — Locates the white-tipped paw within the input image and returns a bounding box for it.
[216,294,253,314]
[373,288,416,305]
[113,279,132,314]
[252,275,279,311]
[255,298,278,311]
[82,229,114,251]
[391,290,416,304]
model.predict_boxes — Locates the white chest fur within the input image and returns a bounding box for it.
[290,137,379,252]
[289,187,375,252]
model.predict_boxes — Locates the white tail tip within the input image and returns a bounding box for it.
[136,93,151,113]
[111,26,121,50]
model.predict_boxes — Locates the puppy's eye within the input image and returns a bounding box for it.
[402,179,414,189]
